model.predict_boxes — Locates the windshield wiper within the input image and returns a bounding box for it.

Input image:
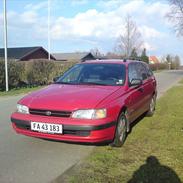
[79,82,109,86]
[55,81,73,85]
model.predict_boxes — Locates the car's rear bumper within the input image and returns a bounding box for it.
[11,113,116,143]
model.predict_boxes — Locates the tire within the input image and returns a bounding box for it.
[110,112,127,147]
[146,95,156,117]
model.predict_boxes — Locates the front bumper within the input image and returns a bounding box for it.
[11,112,116,143]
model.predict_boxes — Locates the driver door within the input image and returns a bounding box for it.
[126,63,145,122]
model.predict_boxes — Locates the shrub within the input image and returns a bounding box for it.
[0,60,25,90]
[54,61,78,76]
[27,60,56,86]
[149,63,168,71]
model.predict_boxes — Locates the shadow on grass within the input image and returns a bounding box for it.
[128,156,181,183]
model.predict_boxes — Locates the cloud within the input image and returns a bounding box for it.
[50,9,122,39]
[49,0,168,44]
[141,42,156,51]
[71,0,89,6]
[97,0,122,10]
[24,1,48,11]
[20,11,38,24]
[1,0,182,59]
[139,26,164,39]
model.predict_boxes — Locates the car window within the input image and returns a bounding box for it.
[128,63,141,82]
[145,64,153,77]
[61,64,83,83]
[56,63,126,86]
[139,63,148,80]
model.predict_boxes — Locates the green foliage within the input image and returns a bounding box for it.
[149,63,168,71]
[0,60,25,91]
[165,54,181,70]
[27,60,55,85]
[166,54,172,63]
[130,48,138,60]
[0,59,77,91]
[0,86,43,96]
[141,48,149,63]
[68,84,183,183]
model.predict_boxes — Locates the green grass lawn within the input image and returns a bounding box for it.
[65,84,183,183]
[0,86,44,97]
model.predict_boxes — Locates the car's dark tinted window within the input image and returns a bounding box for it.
[128,63,141,82]
[139,63,148,80]
[128,62,149,83]
[56,63,126,86]
[145,64,153,77]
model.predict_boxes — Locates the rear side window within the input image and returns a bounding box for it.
[128,62,149,83]
[128,63,142,82]
[139,63,148,80]
[145,64,153,77]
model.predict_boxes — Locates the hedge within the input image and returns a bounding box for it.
[0,60,25,90]
[0,59,170,91]
[0,60,77,91]
[149,63,169,71]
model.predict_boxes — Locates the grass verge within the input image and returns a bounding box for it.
[64,84,183,183]
[0,86,44,97]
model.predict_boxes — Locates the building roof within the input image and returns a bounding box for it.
[52,52,95,61]
[0,46,55,60]
[149,56,159,64]
[0,47,41,60]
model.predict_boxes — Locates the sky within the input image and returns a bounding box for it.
[0,0,183,61]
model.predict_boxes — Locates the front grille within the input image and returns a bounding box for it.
[29,109,72,118]
[15,123,90,137]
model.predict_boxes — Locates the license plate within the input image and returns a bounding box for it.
[31,122,63,134]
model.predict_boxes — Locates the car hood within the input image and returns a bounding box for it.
[19,84,121,111]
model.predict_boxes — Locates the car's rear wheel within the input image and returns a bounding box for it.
[146,95,156,117]
[110,112,127,147]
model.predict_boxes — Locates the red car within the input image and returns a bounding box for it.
[11,60,157,147]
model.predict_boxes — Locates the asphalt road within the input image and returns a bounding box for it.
[0,70,182,183]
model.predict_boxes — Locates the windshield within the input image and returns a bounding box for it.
[55,63,126,86]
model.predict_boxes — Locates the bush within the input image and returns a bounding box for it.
[0,60,25,91]
[0,59,78,91]
[27,60,56,86]
[149,63,168,71]
[26,60,77,86]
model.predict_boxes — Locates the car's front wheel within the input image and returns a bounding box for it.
[110,112,127,147]
[146,95,156,117]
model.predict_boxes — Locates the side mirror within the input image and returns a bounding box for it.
[53,76,60,82]
[130,79,142,87]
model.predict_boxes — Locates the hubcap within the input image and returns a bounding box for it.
[150,97,155,112]
[118,116,126,142]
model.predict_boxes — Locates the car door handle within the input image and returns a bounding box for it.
[138,87,144,92]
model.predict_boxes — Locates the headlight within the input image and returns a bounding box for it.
[72,109,106,119]
[17,104,29,114]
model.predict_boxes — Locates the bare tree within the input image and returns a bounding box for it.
[116,15,143,57]
[167,0,183,36]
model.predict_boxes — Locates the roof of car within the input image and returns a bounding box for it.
[82,59,144,65]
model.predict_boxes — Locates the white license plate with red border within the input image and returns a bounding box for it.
[31,122,63,134]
